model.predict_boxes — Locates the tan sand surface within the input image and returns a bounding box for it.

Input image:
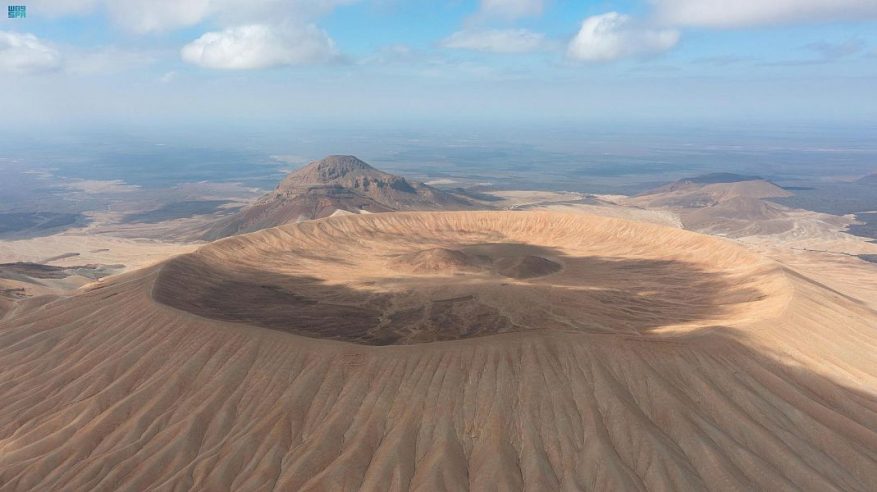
[0,211,875,490]
[0,234,197,271]
[536,202,683,228]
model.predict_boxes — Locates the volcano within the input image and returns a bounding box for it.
[0,211,875,490]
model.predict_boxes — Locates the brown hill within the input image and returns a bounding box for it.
[635,174,791,208]
[625,175,808,237]
[201,155,477,240]
[0,211,875,490]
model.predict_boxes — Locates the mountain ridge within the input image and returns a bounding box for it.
[200,155,478,240]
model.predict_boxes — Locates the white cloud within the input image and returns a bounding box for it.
[479,0,544,19]
[31,0,359,33]
[30,0,208,32]
[0,31,62,74]
[442,29,549,54]
[653,0,877,28]
[104,0,211,33]
[181,24,337,69]
[567,12,679,62]
[28,0,99,16]
[207,0,359,25]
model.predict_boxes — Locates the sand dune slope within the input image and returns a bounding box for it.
[0,212,875,491]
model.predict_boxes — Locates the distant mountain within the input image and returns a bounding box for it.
[682,173,764,184]
[627,173,802,237]
[636,173,790,206]
[639,173,765,196]
[201,155,478,240]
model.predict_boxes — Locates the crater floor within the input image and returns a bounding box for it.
[154,211,788,345]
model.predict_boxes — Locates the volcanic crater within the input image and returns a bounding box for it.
[153,211,787,345]
[4,211,877,491]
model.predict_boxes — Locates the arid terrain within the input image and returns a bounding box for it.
[0,209,875,490]
[199,155,479,240]
[5,0,877,487]
[0,156,875,491]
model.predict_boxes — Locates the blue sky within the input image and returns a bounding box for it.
[1,0,876,130]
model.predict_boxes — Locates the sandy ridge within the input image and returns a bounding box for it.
[0,211,874,490]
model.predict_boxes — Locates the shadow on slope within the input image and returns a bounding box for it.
[1,285,876,490]
[154,242,767,345]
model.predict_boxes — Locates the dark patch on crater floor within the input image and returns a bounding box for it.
[390,243,563,279]
[494,255,562,279]
[153,250,530,346]
[152,238,760,346]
